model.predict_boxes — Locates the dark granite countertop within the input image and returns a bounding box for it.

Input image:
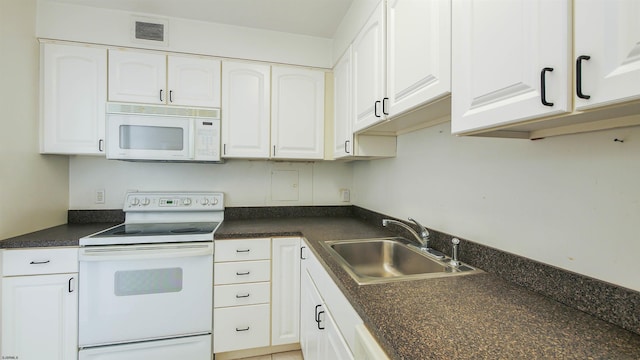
[0,223,118,248]
[216,217,640,360]
[3,215,639,359]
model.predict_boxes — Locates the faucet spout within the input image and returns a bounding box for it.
[382,218,429,247]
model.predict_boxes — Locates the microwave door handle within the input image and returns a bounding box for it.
[189,121,196,159]
[78,244,212,262]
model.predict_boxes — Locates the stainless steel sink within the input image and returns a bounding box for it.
[321,238,482,285]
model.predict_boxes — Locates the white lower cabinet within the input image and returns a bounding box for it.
[271,237,301,346]
[300,240,364,360]
[214,304,271,353]
[214,238,271,354]
[1,248,78,360]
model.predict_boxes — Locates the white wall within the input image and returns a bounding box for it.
[0,0,69,239]
[69,157,352,209]
[353,122,640,291]
[36,0,333,68]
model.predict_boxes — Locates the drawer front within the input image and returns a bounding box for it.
[214,260,271,285]
[214,282,270,308]
[2,248,78,276]
[213,304,270,353]
[215,238,271,262]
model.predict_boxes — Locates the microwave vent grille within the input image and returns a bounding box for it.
[106,102,220,119]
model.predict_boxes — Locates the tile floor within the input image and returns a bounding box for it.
[237,350,303,360]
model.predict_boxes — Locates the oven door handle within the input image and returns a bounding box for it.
[78,243,213,262]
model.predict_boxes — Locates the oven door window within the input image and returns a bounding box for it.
[115,268,183,296]
[119,125,184,151]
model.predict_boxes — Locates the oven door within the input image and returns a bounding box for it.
[106,114,194,161]
[78,243,213,347]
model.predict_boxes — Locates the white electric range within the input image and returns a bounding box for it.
[78,191,224,360]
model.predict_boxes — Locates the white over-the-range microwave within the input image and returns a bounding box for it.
[106,102,221,163]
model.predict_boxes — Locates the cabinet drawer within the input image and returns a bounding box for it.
[214,260,270,285]
[214,282,270,308]
[2,248,78,276]
[213,304,270,353]
[215,238,271,262]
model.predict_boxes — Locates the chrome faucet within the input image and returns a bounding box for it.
[382,218,445,259]
[381,218,429,247]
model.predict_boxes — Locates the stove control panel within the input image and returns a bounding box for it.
[124,192,224,211]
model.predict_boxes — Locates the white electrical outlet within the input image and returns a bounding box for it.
[340,189,350,202]
[95,189,105,204]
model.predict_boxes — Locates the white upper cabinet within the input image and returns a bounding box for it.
[386,0,451,117]
[352,2,386,133]
[451,0,571,135]
[40,43,106,155]
[108,49,221,107]
[574,0,640,111]
[108,50,167,104]
[221,61,271,158]
[167,56,221,107]
[333,47,353,159]
[271,66,325,159]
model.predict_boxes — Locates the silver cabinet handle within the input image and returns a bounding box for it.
[236,249,250,253]
[235,293,250,298]
[236,271,250,276]
[236,327,250,332]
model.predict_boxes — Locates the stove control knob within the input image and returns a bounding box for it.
[201,198,210,206]
[141,198,151,206]
[129,197,140,206]
[212,198,219,205]
[183,198,192,206]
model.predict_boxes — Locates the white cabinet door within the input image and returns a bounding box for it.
[352,2,386,132]
[271,237,301,346]
[1,274,78,360]
[271,66,325,159]
[333,47,353,159]
[300,269,324,360]
[574,0,640,110]
[167,55,221,107]
[221,61,271,158]
[451,0,571,134]
[300,269,353,360]
[41,43,106,155]
[386,0,451,117]
[108,49,167,104]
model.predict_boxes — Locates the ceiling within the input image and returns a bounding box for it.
[48,0,354,38]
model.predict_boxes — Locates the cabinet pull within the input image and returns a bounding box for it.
[540,67,554,106]
[29,260,50,265]
[374,100,381,118]
[344,140,350,154]
[314,304,322,322]
[316,311,325,330]
[169,90,173,103]
[68,277,75,293]
[235,327,250,332]
[159,89,164,102]
[98,139,104,152]
[273,145,276,157]
[236,249,251,253]
[300,246,307,260]
[223,144,226,155]
[382,97,389,115]
[576,55,591,99]
[236,293,250,298]
[236,271,251,276]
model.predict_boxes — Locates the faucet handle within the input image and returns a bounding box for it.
[408,217,429,239]
[450,238,461,267]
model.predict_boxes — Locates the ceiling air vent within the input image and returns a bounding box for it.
[131,17,168,46]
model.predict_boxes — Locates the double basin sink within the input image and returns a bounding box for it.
[321,237,482,285]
